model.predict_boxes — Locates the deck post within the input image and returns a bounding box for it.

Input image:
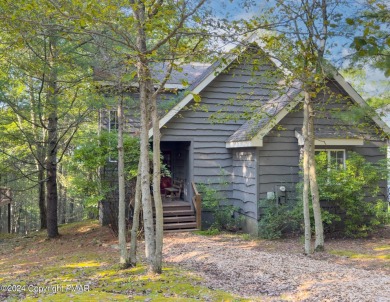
[191,182,202,230]
[195,195,201,229]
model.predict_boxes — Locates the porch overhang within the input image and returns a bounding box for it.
[226,139,263,149]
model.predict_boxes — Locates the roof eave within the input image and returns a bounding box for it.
[294,130,365,146]
[226,139,263,149]
[331,72,390,136]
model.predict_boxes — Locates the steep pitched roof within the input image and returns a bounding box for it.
[151,62,211,88]
[151,31,390,141]
[94,62,211,89]
[226,81,302,148]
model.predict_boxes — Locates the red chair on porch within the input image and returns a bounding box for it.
[160,177,172,195]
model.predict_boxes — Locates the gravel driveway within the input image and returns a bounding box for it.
[163,233,390,302]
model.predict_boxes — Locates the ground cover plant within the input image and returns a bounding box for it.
[1,220,389,301]
[0,221,247,302]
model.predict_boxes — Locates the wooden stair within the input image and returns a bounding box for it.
[154,201,198,231]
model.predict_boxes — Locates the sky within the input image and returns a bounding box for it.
[206,0,389,98]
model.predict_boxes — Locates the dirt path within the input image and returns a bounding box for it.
[163,233,390,302]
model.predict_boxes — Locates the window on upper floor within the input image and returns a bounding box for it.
[109,110,118,133]
[108,110,118,162]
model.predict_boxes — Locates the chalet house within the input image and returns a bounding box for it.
[99,36,389,235]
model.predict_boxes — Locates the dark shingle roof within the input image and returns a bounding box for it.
[227,81,302,143]
[94,62,211,87]
[151,62,211,87]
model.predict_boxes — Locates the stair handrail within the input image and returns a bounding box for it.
[191,182,202,229]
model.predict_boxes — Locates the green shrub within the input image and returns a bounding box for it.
[198,182,242,232]
[258,199,302,239]
[258,152,388,239]
[316,151,388,237]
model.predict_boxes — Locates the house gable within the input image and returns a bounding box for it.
[255,80,388,206]
[153,30,389,143]
[227,76,389,148]
[159,51,280,225]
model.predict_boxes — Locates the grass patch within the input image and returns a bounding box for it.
[0,220,248,302]
[0,233,18,240]
[374,244,390,252]
[194,228,220,236]
[330,249,390,260]
[16,264,248,301]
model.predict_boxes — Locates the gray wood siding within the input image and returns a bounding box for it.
[257,82,388,214]
[161,59,276,213]
[233,149,258,219]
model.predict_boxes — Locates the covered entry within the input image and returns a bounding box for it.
[160,141,192,203]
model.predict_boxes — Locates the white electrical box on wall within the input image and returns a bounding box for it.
[267,192,275,200]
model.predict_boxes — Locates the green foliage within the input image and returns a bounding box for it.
[258,199,303,239]
[195,227,220,236]
[347,0,390,76]
[63,129,140,217]
[258,201,293,239]
[198,181,242,232]
[259,151,388,239]
[316,151,389,237]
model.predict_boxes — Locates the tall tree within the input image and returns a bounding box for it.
[253,0,359,252]
[62,0,209,272]
[0,1,97,237]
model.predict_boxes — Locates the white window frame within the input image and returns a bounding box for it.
[315,149,346,170]
[108,110,118,133]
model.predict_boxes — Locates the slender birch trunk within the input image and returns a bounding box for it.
[151,92,163,273]
[303,90,312,255]
[139,73,155,270]
[129,163,142,266]
[308,101,324,251]
[133,2,156,273]
[117,93,130,268]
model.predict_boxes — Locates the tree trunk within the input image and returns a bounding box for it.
[308,101,324,251]
[38,166,47,229]
[46,113,59,237]
[302,90,312,255]
[129,163,141,266]
[7,203,11,234]
[151,92,163,273]
[29,76,47,230]
[134,3,156,272]
[117,93,129,268]
[138,69,155,271]
[46,34,59,238]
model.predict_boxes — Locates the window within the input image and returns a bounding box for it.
[315,149,346,169]
[109,110,118,132]
[108,110,118,162]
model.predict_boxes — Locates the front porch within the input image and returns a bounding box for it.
[158,141,201,231]
[158,183,201,232]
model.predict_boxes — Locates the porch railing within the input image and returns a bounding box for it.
[191,182,202,229]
